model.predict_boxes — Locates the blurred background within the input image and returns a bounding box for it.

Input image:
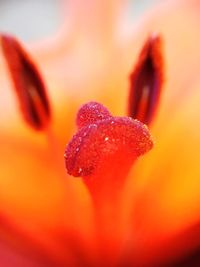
[0,0,161,42]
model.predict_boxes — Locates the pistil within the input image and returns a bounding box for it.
[64,101,153,263]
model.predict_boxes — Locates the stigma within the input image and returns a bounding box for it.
[64,102,153,199]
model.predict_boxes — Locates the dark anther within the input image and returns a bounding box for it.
[1,34,51,130]
[128,34,164,125]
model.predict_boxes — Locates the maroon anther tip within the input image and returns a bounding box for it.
[128,34,164,125]
[1,34,51,130]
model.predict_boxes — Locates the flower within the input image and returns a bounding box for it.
[0,0,200,266]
